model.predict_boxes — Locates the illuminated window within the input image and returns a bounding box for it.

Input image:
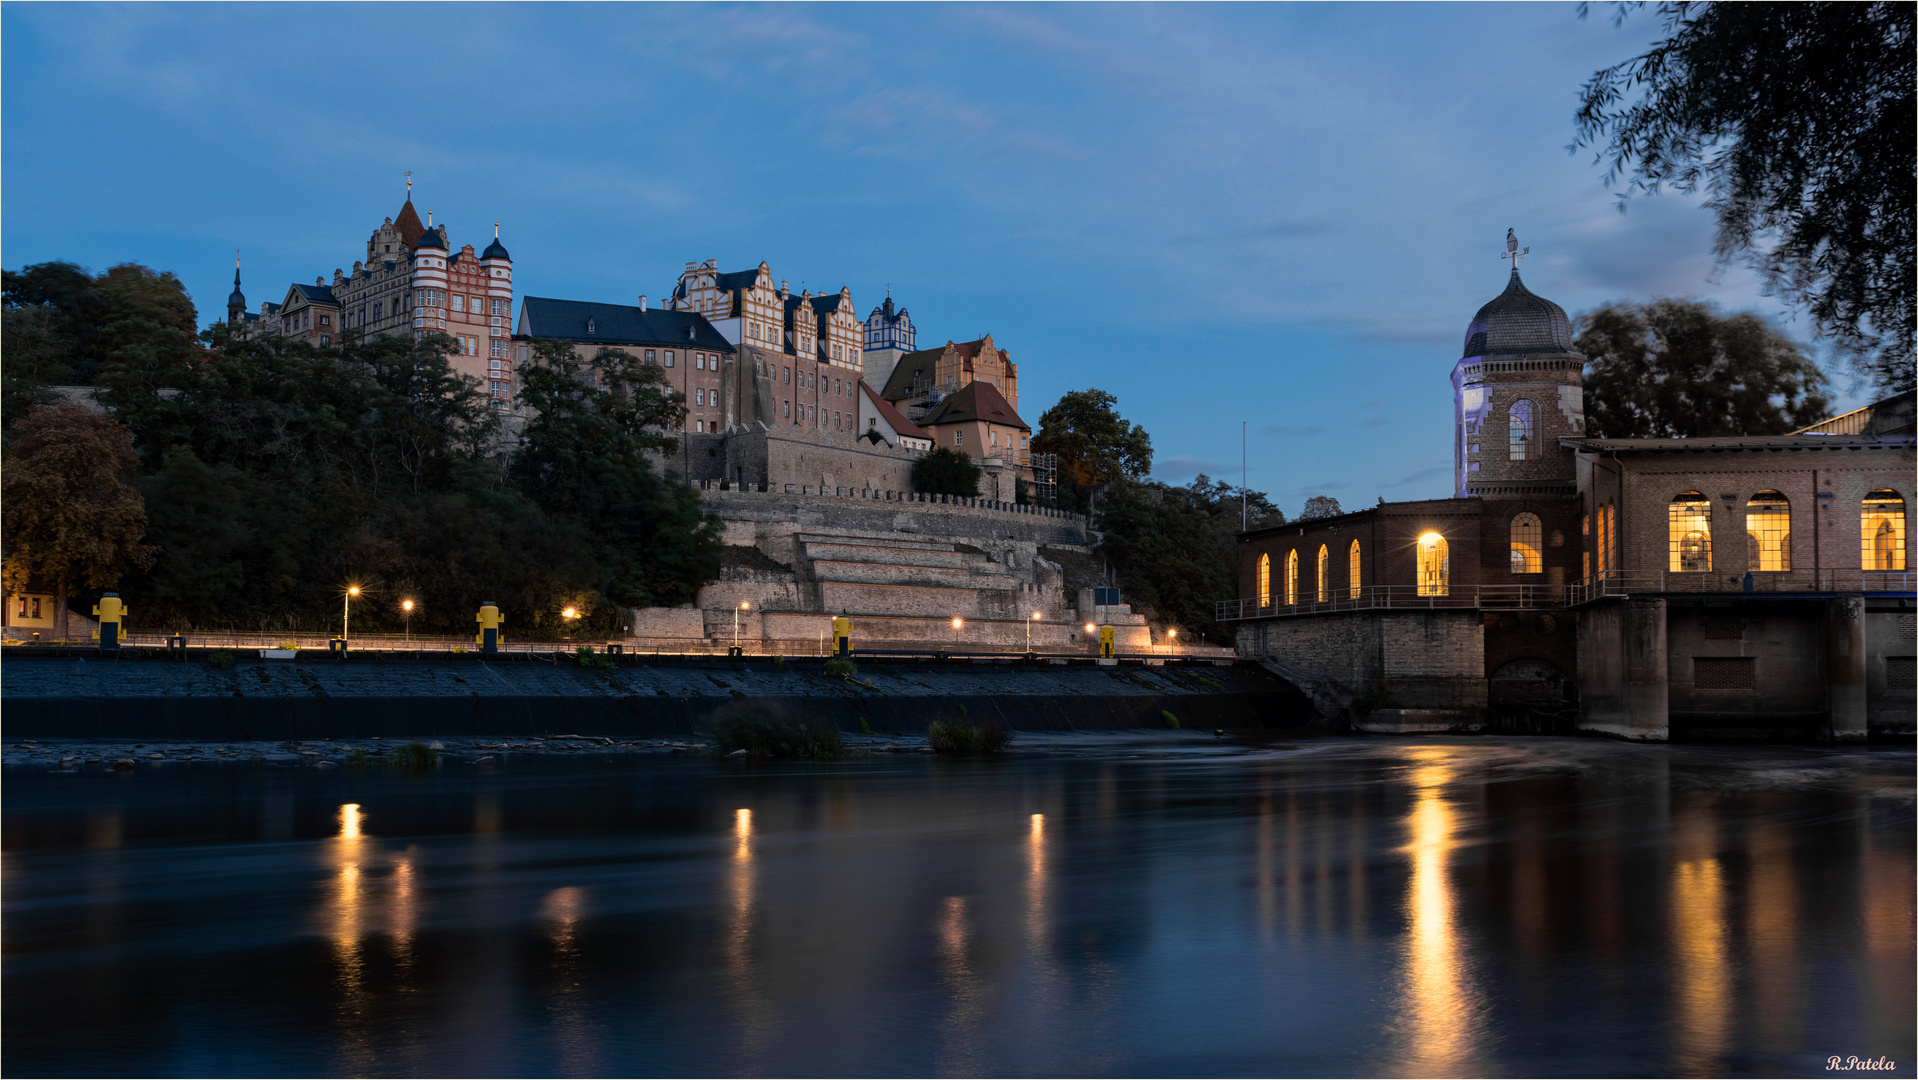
[1595,502,1615,575]
[1417,533,1449,597]
[1862,490,1906,570]
[1348,540,1361,599]
[1509,399,1535,460]
[1668,493,1713,572]
[1581,513,1590,580]
[1258,553,1271,606]
[1284,550,1299,606]
[1315,544,1329,602]
[1509,512,1542,574]
[1745,492,1791,572]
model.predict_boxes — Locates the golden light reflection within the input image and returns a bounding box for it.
[389,857,417,968]
[937,896,986,1075]
[339,802,363,840]
[1862,824,1916,1052]
[541,886,600,1075]
[1255,795,1276,943]
[1670,799,1730,1075]
[725,806,766,1064]
[1745,819,1800,1055]
[1385,749,1485,1078]
[329,802,373,1070]
[1026,814,1049,951]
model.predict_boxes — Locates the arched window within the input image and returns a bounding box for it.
[1348,540,1362,599]
[1508,399,1535,460]
[1257,553,1271,606]
[1863,490,1906,570]
[1284,550,1299,606]
[1746,492,1791,572]
[1668,493,1713,572]
[1417,533,1449,597]
[1316,544,1329,602]
[1509,513,1543,574]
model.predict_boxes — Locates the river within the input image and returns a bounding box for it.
[3,736,1912,1077]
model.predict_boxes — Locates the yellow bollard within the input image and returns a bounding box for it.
[1098,624,1115,659]
[832,612,853,657]
[476,601,503,654]
[93,593,126,650]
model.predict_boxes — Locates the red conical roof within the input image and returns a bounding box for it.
[394,199,425,247]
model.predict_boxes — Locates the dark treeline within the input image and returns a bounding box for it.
[2,261,718,638]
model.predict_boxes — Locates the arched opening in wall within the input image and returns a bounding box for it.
[1315,544,1329,602]
[1284,550,1299,606]
[1862,490,1907,570]
[1668,492,1713,572]
[1416,533,1448,597]
[1509,513,1542,574]
[1348,540,1362,599]
[1746,491,1792,572]
[1508,399,1535,460]
[1488,656,1572,734]
[1257,554,1271,607]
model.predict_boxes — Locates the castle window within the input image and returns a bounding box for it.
[1348,540,1362,599]
[1416,533,1449,597]
[783,401,790,418]
[1284,550,1299,606]
[1258,554,1271,606]
[955,430,962,445]
[1746,492,1791,571]
[1315,544,1329,602]
[490,339,506,359]
[1668,493,1713,572]
[1510,513,1543,574]
[645,349,656,362]
[664,351,674,367]
[1508,399,1534,460]
[451,295,465,312]
[1863,490,1906,570]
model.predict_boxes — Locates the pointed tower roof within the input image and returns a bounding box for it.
[227,257,246,309]
[394,199,426,247]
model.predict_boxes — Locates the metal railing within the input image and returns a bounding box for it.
[1216,570,1917,621]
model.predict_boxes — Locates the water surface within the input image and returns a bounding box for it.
[4,737,1913,1077]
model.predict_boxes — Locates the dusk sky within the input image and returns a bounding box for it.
[1,3,1863,515]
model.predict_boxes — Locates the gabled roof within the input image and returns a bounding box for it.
[918,381,1029,431]
[810,292,849,318]
[285,282,338,306]
[517,296,735,351]
[714,268,761,293]
[860,382,930,440]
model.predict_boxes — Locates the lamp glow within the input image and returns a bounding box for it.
[952,617,963,630]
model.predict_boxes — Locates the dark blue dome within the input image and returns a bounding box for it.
[481,237,510,260]
[415,228,447,251]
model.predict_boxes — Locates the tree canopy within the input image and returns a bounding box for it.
[1298,495,1344,521]
[1095,474,1283,643]
[1575,299,1830,437]
[1031,389,1153,489]
[1573,2,1915,392]
[911,446,982,497]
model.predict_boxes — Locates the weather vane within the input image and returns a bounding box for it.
[1502,228,1529,272]
[405,170,412,198]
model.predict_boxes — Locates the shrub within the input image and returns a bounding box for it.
[772,654,785,666]
[822,657,856,678]
[859,716,873,735]
[393,741,439,771]
[928,720,1010,754]
[1162,710,1181,729]
[576,644,617,669]
[913,447,982,497]
[710,709,844,759]
[277,639,299,651]
[207,650,235,670]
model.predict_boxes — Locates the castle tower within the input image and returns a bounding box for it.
[479,224,515,409]
[1452,231,1585,498]
[862,291,915,387]
[226,254,246,327]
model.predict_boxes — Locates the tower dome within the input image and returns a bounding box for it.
[415,226,447,251]
[1460,270,1575,359]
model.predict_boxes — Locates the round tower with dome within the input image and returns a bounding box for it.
[1452,231,1586,499]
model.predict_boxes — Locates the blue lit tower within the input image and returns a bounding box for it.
[862,291,915,387]
[1451,231,1586,499]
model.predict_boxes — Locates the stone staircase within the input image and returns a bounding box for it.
[794,534,1040,620]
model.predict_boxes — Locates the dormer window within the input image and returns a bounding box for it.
[586,318,596,334]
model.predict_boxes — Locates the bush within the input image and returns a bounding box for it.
[394,741,439,771]
[576,644,617,669]
[1162,710,1181,729]
[928,720,1010,754]
[822,657,856,678]
[710,709,844,759]
[206,650,235,670]
[912,447,981,497]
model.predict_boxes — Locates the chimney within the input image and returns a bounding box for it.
[637,295,647,312]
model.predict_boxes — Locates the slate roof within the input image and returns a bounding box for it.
[415,226,447,251]
[287,283,338,305]
[860,382,930,441]
[1559,434,1915,454]
[1461,270,1577,359]
[714,268,760,294]
[481,237,511,260]
[918,381,1029,431]
[517,296,735,351]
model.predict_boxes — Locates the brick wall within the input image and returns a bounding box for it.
[1238,609,1485,714]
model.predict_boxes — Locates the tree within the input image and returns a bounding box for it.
[2,405,157,639]
[1,306,74,436]
[1574,2,1915,392]
[1575,299,1830,437]
[912,446,981,497]
[1299,495,1343,521]
[1032,389,1153,489]
[1095,475,1284,643]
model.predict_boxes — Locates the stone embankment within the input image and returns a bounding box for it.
[1,650,1311,741]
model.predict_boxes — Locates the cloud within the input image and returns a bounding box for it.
[1382,465,1452,489]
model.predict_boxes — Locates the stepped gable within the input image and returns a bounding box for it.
[1460,270,1577,359]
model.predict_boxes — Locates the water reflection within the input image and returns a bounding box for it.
[937,895,987,1076]
[1670,795,1730,1075]
[541,886,598,1074]
[1386,748,1487,1077]
[725,807,766,1067]
[1746,814,1800,1055]
[328,803,373,1071]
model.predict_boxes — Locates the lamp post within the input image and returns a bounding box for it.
[1027,610,1041,652]
[1166,626,1177,655]
[342,585,360,645]
[562,605,578,645]
[951,616,963,652]
[734,601,750,653]
[401,599,414,645]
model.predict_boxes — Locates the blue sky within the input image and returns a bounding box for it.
[1,3,1862,515]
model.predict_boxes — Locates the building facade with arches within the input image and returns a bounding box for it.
[1226,243,1914,742]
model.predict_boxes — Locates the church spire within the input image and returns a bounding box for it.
[226,248,247,325]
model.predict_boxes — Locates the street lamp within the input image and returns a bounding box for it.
[734,601,750,652]
[343,585,361,645]
[1027,610,1041,652]
[562,605,578,644]
[401,599,414,644]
